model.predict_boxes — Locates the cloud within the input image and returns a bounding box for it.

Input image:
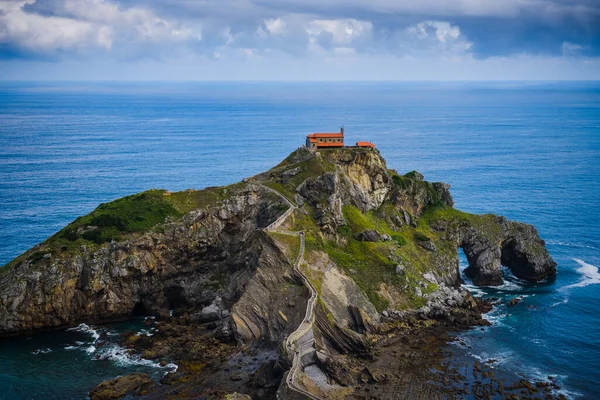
[0,0,598,63]
[0,0,200,60]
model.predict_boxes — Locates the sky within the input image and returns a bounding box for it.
[0,0,599,80]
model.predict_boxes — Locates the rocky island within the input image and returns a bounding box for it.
[0,148,558,399]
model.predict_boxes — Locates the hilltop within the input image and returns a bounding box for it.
[0,147,557,399]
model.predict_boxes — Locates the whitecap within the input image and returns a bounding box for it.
[560,259,600,290]
[524,366,582,399]
[67,323,101,341]
[465,349,515,368]
[495,280,524,291]
[32,348,52,355]
[95,343,177,373]
[86,345,96,354]
[550,297,569,308]
[64,345,78,350]
[546,240,596,250]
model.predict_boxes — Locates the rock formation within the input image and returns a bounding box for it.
[0,147,557,399]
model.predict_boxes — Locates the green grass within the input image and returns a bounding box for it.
[56,190,183,245]
[419,205,503,243]
[342,205,394,235]
[323,238,395,311]
[260,152,337,204]
[269,232,301,264]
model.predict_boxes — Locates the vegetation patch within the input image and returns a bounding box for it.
[2,185,240,271]
[342,205,394,236]
[269,232,301,265]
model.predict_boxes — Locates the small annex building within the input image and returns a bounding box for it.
[356,141,376,148]
[306,127,376,150]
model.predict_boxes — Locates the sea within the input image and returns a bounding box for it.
[0,81,599,399]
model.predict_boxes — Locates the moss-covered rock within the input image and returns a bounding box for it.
[89,373,154,400]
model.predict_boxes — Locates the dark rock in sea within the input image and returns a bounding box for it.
[461,216,557,286]
[507,297,523,307]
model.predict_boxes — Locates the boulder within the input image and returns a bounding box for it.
[419,240,437,252]
[354,230,381,242]
[89,373,154,400]
[507,297,522,307]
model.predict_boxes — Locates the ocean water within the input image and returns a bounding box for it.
[0,81,599,399]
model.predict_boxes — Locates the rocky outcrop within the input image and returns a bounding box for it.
[0,184,306,339]
[0,146,558,400]
[231,234,309,343]
[354,230,382,242]
[89,373,154,400]
[460,216,557,286]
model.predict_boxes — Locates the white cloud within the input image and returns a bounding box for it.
[306,19,372,46]
[403,20,472,55]
[258,18,286,36]
[0,0,199,58]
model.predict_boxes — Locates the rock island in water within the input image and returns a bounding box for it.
[0,147,559,399]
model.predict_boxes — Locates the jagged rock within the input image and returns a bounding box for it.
[461,217,557,286]
[198,303,221,323]
[89,373,154,400]
[348,305,377,334]
[354,230,381,242]
[0,184,298,338]
[0,147,555,345]
[507,297,522,307]
[280,167,301,184]
[423,273,438,284]
[419,240,437,252]
[395,265,405,275]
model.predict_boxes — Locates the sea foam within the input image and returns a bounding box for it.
[561,259,600,290]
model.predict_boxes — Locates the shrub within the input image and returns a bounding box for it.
[413,231,430,242]
[337,225,351,236]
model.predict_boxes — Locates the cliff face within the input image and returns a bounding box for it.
[0,147,556,353]
[0,184,307,339]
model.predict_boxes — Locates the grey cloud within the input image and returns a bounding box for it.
[0,0,598,61]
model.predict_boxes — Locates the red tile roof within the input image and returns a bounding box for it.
[307,133,344,138]
[356,141,376,148]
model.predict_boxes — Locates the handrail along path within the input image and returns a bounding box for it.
[260,184,323,400]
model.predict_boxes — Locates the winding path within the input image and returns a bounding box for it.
[260,184,322,400]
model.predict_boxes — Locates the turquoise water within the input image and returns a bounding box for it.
[0,82,599,399]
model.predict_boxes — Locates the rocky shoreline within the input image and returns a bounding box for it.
[89,291,567,400]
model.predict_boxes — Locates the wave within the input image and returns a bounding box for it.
[523,366,582,399]
[32,348,52,355]
[546,240,596,250]
[63,324,176,374]
[458,344,582,399]
[67,323,100,341]
[560,259,600,290]
[550,297,569,308]
[96,343,177,372]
